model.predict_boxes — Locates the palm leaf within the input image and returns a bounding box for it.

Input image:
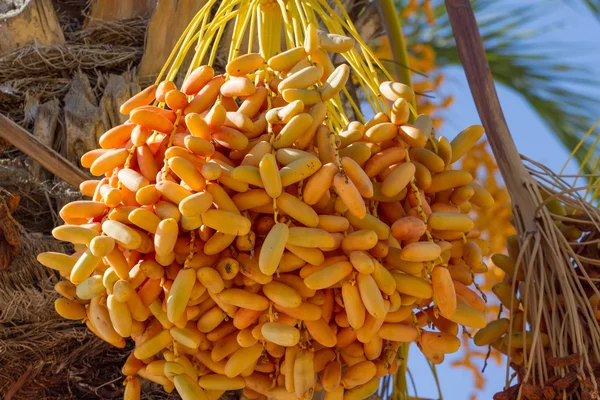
[562,0,600,21]
[396,0,600,174]
[430,0,599,173]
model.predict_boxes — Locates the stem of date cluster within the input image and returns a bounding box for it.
[412,309,423,341]
[246,0,258,53]
[342,86,366,124]
[268,301,274,322]
[369,190,379,218]
[173,340,179,357]
[154,7,207,85]
[330,0,393,83]
[272,358,281,389]
[312,0,390,111]
[184,229,196,269]
[297,179,304,202]
[395,342,409,400]
[428,131,439,153]
[325,119,342,171]
[228,1,254,61]
[276,0,295,49]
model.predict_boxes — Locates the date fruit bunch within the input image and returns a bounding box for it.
[37,2,494,400]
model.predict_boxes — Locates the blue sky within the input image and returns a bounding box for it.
[403,1,600,399]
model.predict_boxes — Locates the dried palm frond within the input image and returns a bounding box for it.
[445,2,600,399]
[0,44,142,82]
[66,16,148,47]
[502,156,600,392]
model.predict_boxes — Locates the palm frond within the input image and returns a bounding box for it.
[396,0,600,173]
[562,0,600,21]
[403,0,600,173]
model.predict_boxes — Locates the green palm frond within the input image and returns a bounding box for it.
[393,0,600,174]
[564,0,600,20]
[430,0,600,173]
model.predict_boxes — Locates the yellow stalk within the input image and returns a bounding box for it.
[287,0,302,45]
[331,0,393,82]
[276,0,294,50]
[189,1,243,71]
[378,0,415,110]
[209,26,227,67]
[207,4,247,66]
[288,3,300,44]
[359,78,379,114]
[561,119,600,200]
[155,8,207,84]
[247,0,259,53]
[325,102,344,132]
[313,8,384,110]
[229,2,254,61]
[314,0,393,85]
[560,119,600,176]
[293,0,308,28]
[187,12,211,73]
[302,1,317,24]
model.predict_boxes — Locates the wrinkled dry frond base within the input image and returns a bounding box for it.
[0,43,142,120]
[496,156,600,399]
[0,16,147,124]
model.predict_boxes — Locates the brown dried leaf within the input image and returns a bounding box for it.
[582,389,593,400]
[553,372,578,391]
[494,384,520,400]
[7,193,20,212]
[522,383,543,400]
[0,218,21,247]
[0,195,22,247]
[0,237,11,269]
[0,137,9,151]
[493,391,512,400]
[547,353,581,368]
[545,375,560,386]
[564,383,579,398]
[542,386,556,400]
[581,379,597,390]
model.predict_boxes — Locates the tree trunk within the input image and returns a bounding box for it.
[137,0,208,80]
[0,0,64,55]
[31,98,59,181]
[84,0,157,28]
[63,72,105,168]
[99,72,139,128]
